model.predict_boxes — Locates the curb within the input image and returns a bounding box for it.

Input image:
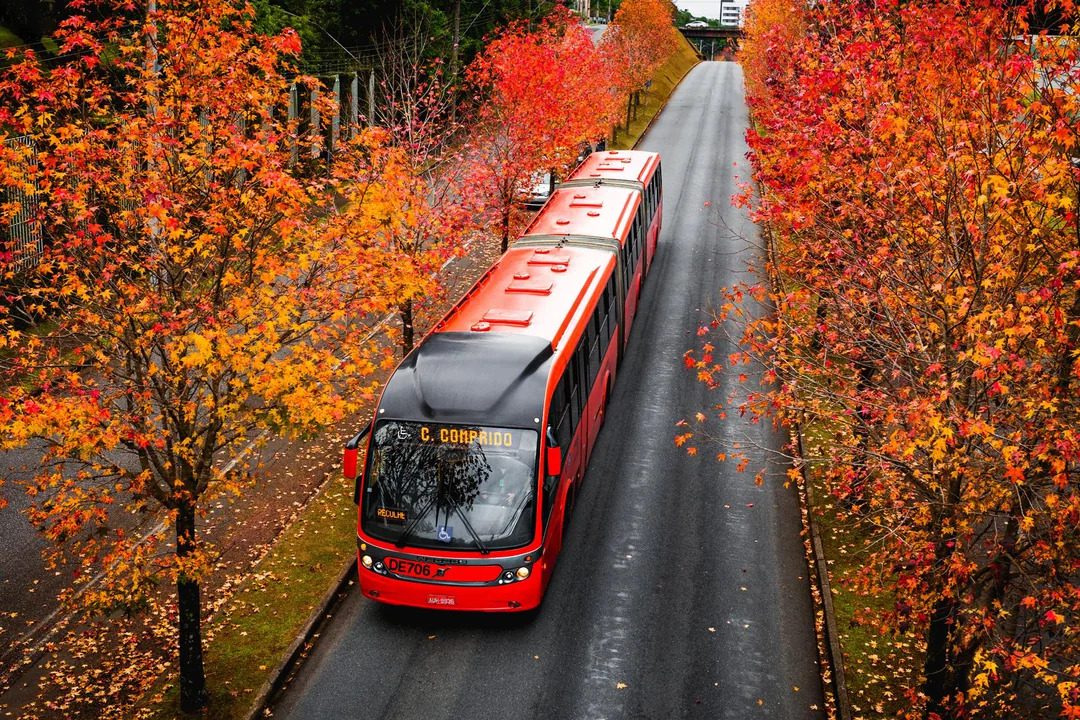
[623,37,700,151]
[794,429,853,720]
[243,557,358,720]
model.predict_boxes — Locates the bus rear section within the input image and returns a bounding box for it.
[563,149,663,275]
[518,182,649,349]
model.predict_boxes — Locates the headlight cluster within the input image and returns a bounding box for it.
[499,566,531,584]
[361,555,388,575]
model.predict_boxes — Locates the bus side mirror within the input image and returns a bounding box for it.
[345,424,371,505]
[545,427,562,477]
[545,446,563,477]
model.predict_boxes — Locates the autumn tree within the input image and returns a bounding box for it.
[364,26,479,354]
[0,0,394,711]
[600,0,680,134]
[347,134,477,353]
[466,4,619,252]
[689,0,1080,717]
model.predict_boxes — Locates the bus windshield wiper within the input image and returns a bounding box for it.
[395,495,436,548]
[452,503,489,555]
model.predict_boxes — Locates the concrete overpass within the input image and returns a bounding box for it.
[679,26,743,58]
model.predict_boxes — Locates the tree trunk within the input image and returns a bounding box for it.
[923,593,957,719]
[501,204,511,253]
[848,349,876,508]
[810,291,829,351]
[176,501,208,713]
[1055,291,1080,394]
[923,477,963,719]
[625,93,633,134]
[400,298,415,354]
[449,0,462,79]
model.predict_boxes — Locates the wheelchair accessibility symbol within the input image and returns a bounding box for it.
[437,526,453,543]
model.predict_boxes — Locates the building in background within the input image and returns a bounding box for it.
[719,0,750,27]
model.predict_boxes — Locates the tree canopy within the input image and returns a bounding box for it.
[692,0,1080,716]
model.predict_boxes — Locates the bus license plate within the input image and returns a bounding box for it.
[385,557,436,579]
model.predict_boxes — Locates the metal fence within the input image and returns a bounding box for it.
[2,135,44,274]
[2,71,373,274]
[300,70,375,163]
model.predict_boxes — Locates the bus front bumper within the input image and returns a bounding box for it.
[356,555,545,612]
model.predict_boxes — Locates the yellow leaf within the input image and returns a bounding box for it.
[182,334,213,367]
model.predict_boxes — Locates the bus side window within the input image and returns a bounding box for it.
[599,280,611,357]
[569,342,583,430]
[630,216,639,267]
[588,307,601,385]
[621,243,630,292]
[632,215,641,270]
[606,274,619,335]
[573,337,588,418]
[554,376,572,451]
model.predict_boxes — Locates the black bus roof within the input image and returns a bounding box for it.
[376,332,553,428]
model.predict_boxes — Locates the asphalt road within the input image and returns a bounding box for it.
[0,442,66,657]
[271,61,826,720]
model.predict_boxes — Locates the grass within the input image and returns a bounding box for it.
[611,33,701,150]
[801,417,923,718]
[142,473,358,719]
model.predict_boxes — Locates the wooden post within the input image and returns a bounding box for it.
[368,69,376,128]
[330,74,340,161]
[288,82,298,167]
[350,73,360,136]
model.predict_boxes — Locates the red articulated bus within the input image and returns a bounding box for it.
[343,151,661,612]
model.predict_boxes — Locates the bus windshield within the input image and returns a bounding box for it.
[362,421,538,551]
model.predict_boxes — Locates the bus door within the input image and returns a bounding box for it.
[584,294,615,457]
[645,185,661,273]
[547,349,588,551]
[623,217,644,335]
[567,342,589,497]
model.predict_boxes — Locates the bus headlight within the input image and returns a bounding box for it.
[515,566,530,580]
[361,554,373,569]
